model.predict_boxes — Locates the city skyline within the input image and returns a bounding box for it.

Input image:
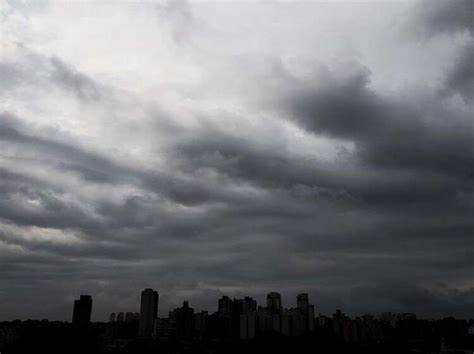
[1,0,474,322]
[58,287,474,323]
[79,289,419,325]
[3,288,473,353]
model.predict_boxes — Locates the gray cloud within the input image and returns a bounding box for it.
[416,0,473,37]
[0,47,103,101]
[444,42,474,103]
[286,65,380,140]
[49,57,102,101]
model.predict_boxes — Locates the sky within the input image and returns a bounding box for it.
[0,0,473,321]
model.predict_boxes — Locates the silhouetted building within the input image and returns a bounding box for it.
[333,310,359,342]
[255,307,271,333]
[172,301,195,339]
[316,314,331,328]
[240,313,256,339]
[308,304,315,330]
[296,293,314,332]
[139,288,159,337]
[228,297,258,339]
[242,296,257,313]
[154,317,176,339]
[297,293,308,310]
[379,312,396,328]
[281,312,291,336]
[469,321,474,335]
[8,290,474,353]
[218,296,233,315]
[254,307,281,334]
[286,308,305,336]
[125,312,134,322]
[195,311,208,338]
[72,295,92,332]
[266,292,282,313]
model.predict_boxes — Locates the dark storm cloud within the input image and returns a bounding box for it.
[0,224,135,261]
[162,103,474,281]
[1,111,300,256]
[1,113,273,211]
[415,0,474,104]
[0,113,133,184]
[3,86,474,319]
[444,42,474,103]
[170,66,474,219]
[140,31,474,314]
[416,0,473,36]
[0,167,102,232]
[282,63,474,179]
[287,66,380,140]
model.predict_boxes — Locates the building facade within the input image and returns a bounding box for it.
[72,295,93,332]
[138,288,159,337]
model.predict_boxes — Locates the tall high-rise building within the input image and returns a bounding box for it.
[72,295,93,331]
[307,304,315,332]
[218,296,233,314]
[266,292,282,313]
[297,293,314,333]
[138,288,159,337]
[297,293,309,311]
[242,297,257,313]
[109,312,116,323]
[195,311,208,338]
[239,313,256,339]
[173,301,195,339]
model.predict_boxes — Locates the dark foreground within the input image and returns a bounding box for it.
[1,318,474,354]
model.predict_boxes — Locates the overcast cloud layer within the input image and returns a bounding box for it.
[1,0,473,321]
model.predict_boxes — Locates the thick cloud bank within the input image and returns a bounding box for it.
[0,0,473,320]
